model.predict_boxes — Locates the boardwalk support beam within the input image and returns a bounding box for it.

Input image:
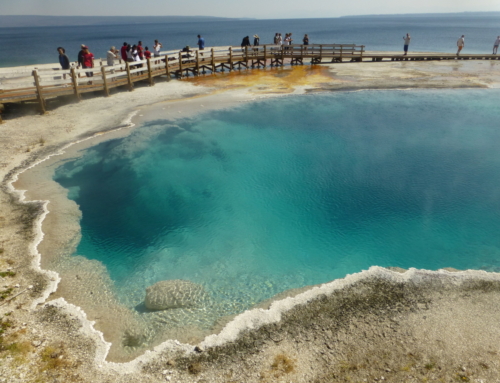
[101,66,110,96]
[32,70,46,115]
[147,58,154,86]
[125,62,134,91]
[70,67,81,101]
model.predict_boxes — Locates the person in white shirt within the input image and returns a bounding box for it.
[126,44,133,62]
[403,33,411,55]
[493,36,500,55]
[153,40,162,57]
[457,35,465,55]
[106,46,117,66]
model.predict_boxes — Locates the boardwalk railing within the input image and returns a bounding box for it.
[1,43,499,122]
[0,44,365,115]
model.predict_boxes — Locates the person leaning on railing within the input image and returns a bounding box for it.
[107,46,118,74]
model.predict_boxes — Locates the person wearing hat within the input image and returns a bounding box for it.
[253,35,260,46]
[77,44,86,68]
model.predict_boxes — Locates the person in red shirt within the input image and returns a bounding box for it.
[144,47,152,60]
[81,46,94,82]
[137,41,144,60]
[120,42,128,61]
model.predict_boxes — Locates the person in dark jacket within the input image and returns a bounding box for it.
[241,36,251,47]
[57,47,70,69]
[57,47,70,79]
[77,44,86,68]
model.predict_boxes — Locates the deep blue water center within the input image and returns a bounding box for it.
[54,90,500,315]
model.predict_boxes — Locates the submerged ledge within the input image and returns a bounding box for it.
[1,61,500,381]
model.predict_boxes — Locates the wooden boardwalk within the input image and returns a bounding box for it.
[1,43,499,122]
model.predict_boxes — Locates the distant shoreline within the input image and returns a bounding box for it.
[1,11,499,28]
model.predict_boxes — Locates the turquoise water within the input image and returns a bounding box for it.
[54,89,500,322]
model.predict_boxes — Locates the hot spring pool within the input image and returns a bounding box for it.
[53,89,500,335]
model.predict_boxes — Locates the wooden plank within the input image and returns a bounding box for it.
[178,52,183,77]
[32,70,46,114]
[211,48,215,72]
[147,58,154,86]
[71,68,81,101]
[195,51,200,75]
[165,56,170,80]
[101,66,110,96]
[125,62,134,91]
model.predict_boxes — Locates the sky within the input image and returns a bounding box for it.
[0,0,499,19]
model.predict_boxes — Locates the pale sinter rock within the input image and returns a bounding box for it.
[144,279,207,310]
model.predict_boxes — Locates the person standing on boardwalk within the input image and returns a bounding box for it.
[493,36,500,54]
[241,36,251,47]
[278,33,283,45]
[274,33,279,44]
[253,35,260,46]
[57,47,70,79]
[57,47,70,70]
[137,41,144,60]
[403,33,411,55]
[126,44,134,62]
[303,34,309,45]
[77,44,86,68]
[106,46,117,67]
[457,35,465,55]
[81,46,94,81]
[153,40,162,57]
[144,46,152,60]
[197,35,205,50]
[120,42,128,62]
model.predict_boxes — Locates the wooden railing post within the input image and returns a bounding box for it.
[101,66,110,96]
[340,45,343,61]
[165,55,170,79]
[320,45,323,61]
[125,61,134,91]
[280,45,284,62]
[146,58,154,85]
[70,67,81,101]
[361,45,365,59]
[263,45,267,66]
[178,52,183,77]
[245,46,249,66]
[211,48,215,73]
[32,70,46,114]
[195,50,200,75]
[229,47,233,70]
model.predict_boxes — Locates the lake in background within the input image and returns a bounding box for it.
[1,13,500,67]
